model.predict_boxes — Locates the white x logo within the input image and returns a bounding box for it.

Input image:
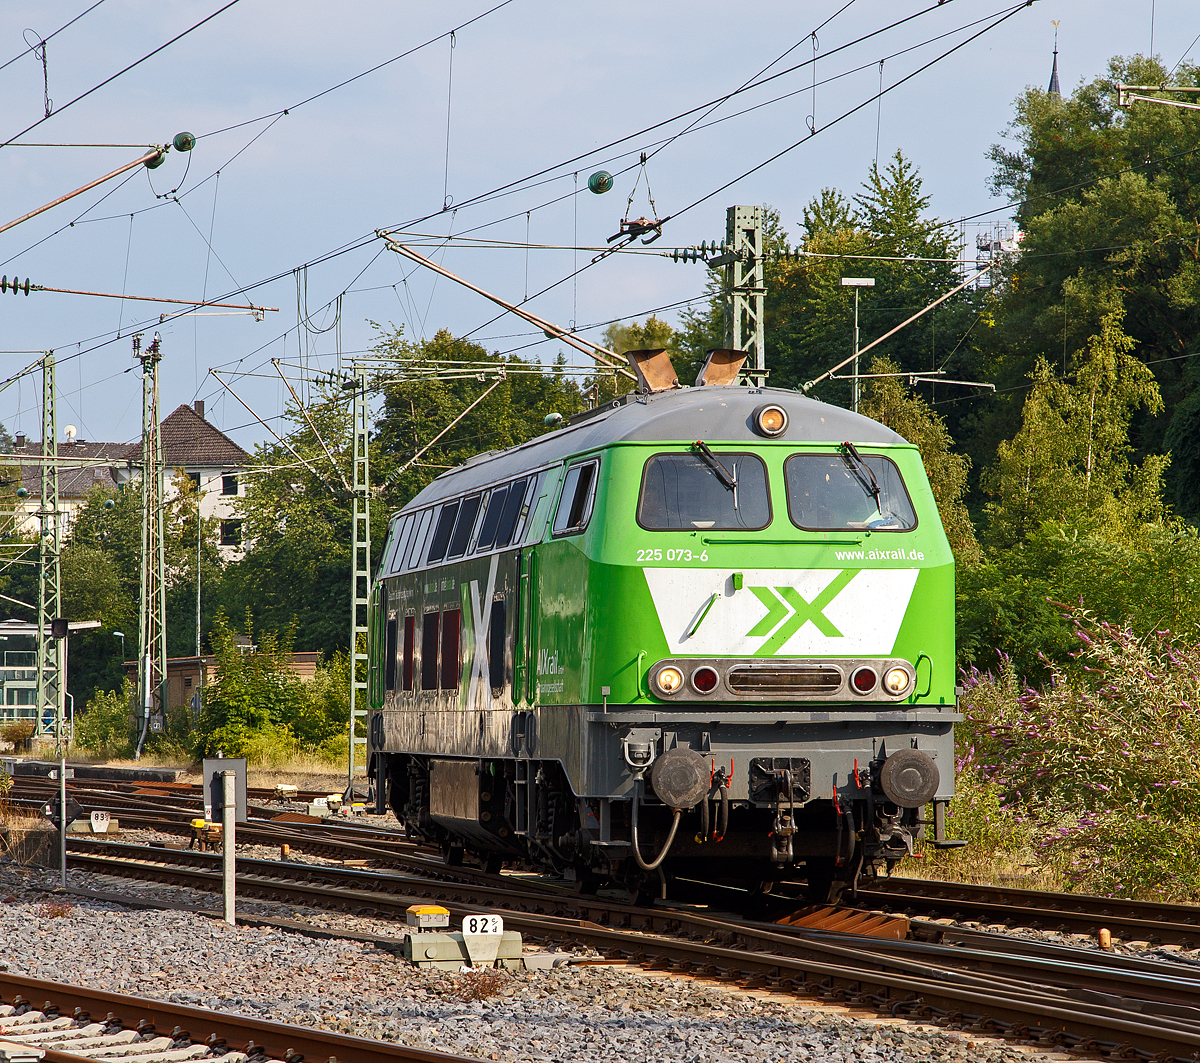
[467,553,499,710]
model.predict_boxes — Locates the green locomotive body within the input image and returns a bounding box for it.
[367,384,960,898]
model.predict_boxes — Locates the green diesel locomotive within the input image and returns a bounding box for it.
[367,361,960,900]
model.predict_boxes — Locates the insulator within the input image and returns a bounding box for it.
[1,276,7,293]
[22,278,29,295]
[671,249,679,263]
[173,131,196,153]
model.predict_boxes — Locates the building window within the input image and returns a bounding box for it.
[184,676,192,688]
[222,474,238,496]
[220,519,242,546]
[6,688,35,706]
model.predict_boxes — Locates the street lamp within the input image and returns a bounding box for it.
[113,631,126,662]
[840,277,875,413]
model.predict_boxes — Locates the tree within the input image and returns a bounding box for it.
[373,327,587,508]
[983,55,1200,463]
[192,612,302,760]
[676,156,980,415]
[61,475,224,710]
[216,379,381,656]
[982,313,1165,548]
[858,357,981,564]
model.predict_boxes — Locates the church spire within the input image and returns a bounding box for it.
[1048,22,1061,97]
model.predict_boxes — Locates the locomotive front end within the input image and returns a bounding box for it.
[569,394,960,899]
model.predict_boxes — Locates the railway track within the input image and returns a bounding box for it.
[47,838,1200,1063]
[858,876,1200,946]
[15,776,1200,1059]
[0,973,475,1063]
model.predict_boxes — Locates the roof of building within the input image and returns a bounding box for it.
[405,384,910,509]
[159,404,249,468]
[10,404,248,499]
[1048,46,1061,96]
[11,439,129,499]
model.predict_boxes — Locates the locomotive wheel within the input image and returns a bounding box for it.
[803,860,846,905]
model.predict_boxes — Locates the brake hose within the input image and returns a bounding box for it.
[630,776,682,871]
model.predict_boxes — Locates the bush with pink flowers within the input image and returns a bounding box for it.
[950,613,1200,899]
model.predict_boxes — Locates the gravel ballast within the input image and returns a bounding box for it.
[0,865,1071,1063]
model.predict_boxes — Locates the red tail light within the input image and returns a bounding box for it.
[691,666,719,693]
[851,666,878,694]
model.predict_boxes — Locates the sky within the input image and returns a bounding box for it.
[0,0,1194,453]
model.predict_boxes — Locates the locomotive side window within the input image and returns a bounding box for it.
[406,509,433,569]
[475,486,509,550]
[447,494,482,558]
[552,461,598,536]
[495,477,529,547]
[440,609,461,690]
[785,453,917,531]
[402,615,415,692]
[421,613,440,689]
[488,599,506,690]
[637,452,770,530]
[384,617,398,690]
[426,502,460,563]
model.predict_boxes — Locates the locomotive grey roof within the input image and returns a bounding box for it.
[402,385,909,510]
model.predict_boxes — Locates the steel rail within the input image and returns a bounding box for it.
[857,877,1200,945]
[0,973,481,1063]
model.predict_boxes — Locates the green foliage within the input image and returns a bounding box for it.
[75,682,134,758]
[191,614,351,763]
[277,650,349,747]
[192,613,299,761]
[960,618,1200,899]
[980,54,1200,464]
[983,313,1166,548]
[858,356,981,564]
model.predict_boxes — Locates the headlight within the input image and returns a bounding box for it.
[883,666,911,696]
[654,666,684,695]
[752,403,788,437]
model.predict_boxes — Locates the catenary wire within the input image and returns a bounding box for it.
[1,1,244,149]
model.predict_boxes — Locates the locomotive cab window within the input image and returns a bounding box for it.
[638,451,770,530]
[785,452,916,531]
[552,462,598,536]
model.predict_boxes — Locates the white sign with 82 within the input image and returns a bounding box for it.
[463,914,504,935]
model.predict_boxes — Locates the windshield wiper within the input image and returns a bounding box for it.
[840,441,882,512]
[692,440,737,492]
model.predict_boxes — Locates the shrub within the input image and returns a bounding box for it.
[193,613,304,762]
[958,615,1200,900]
[75,683,134,758]
[1,721,35,752]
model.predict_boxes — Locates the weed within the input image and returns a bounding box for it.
[37,901,73,919]
[451,968,507,1001]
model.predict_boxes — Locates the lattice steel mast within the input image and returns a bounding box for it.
[34,353,63,749]
[347,362,370,786]
[721,205,766,387]
[134,333,167,758]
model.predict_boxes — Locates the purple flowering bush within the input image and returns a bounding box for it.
[949,615,1200,899]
